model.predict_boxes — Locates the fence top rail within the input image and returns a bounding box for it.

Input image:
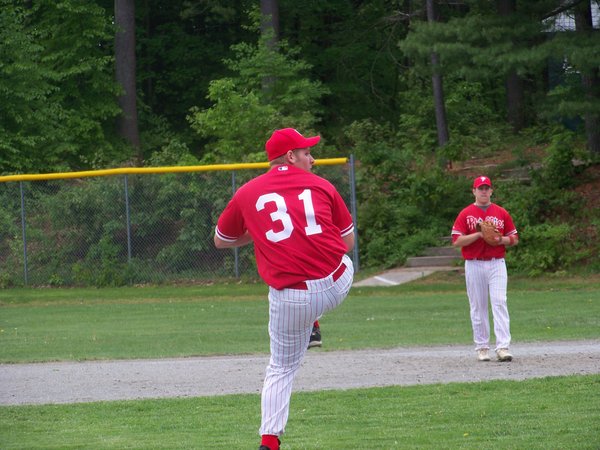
[0,158,348,183]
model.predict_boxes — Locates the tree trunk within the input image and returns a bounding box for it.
[261,0,279,94]
[498,0,525,132]
[260,0,279,48]
[142,0,154,109]
[505,69,525,132]
[426,0,449,150]
[574,1,600,155]
[115,0,141,159]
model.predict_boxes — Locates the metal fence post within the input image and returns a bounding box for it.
[232,171,239,278]
[124,175,132,263]
[349,154,360,272]
[19,182,29,285]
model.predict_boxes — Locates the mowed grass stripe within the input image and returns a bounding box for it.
[0,375,598,449]
[1,274,599,362]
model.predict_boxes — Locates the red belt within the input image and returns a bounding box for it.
[470,257,499,261]
[286,263,347,290]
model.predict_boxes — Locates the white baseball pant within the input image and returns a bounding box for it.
[464,258,511,351]
[259,254,354,437]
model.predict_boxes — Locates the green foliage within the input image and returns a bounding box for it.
[394,77,439,156]
[0,184,22,287]
[72,235,130,287]
[503,131,581,226]
[146,138,198,167]
[187,22,329,163]
[508,223,578,276]
[1,0,597,279]
[18,179,126,286]
[278,0,409,129]
[0,3,49,173]
[395,74,509,163]
[136,104,196,165]
[188,79,277,162]
[135,0,252,127]
[443,80,510,160]
[499,130,598,274]
[399,2,598,143]
[0,0,127,174]
[346,119,468,268]
[400,12,546,80]
[540,20,600,121]
[536,131,579,189]
[0,172,242,287]
[349,110,597,275]
[0,272,12,289]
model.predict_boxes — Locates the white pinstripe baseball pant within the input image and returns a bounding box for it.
[259,254,354,437]
[464,258,511,351]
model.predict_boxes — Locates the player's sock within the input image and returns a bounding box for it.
[314,320,320,327]
[261,434,279,450]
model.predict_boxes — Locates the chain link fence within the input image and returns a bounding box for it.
[0,159,358,287]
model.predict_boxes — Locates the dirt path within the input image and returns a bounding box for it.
[1,340,598,406]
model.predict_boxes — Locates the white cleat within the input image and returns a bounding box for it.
[496,348,513,362]
[477,349,491,361]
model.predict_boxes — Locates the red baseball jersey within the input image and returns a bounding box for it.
[215,164,354,289]
[451,203,517,260]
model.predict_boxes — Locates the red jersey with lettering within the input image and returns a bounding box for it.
[215,164,354,289]
[451,203,517,260]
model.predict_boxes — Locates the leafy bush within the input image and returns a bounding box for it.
[508,223,577,275]
[72,235,129,287]
[187,25,328,163]
[0,185,22,287]
[347,119,469,268]
[0,2,128,173]
[1,169,242,287]
[490,130,595,275]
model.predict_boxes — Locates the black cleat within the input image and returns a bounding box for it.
[308,325,322,349]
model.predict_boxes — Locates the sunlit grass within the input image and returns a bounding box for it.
[1,273,599,362]
[0,375,598,449]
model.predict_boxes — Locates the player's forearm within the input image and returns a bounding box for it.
[500,235,519,246]
[453,233,482,248]
[214,231,253,249]
[342,232,355,252]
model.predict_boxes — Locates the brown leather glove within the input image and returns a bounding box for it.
[476,221,502,246]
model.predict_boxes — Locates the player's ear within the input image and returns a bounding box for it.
[286,150,295,163]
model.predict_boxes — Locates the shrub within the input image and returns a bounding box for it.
[509,223,582,276]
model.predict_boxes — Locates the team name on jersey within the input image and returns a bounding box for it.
[467,215,505,231]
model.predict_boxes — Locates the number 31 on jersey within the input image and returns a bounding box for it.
[256,189,322,243]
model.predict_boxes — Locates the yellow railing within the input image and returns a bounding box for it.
[0,158,348,182]
[0,156,357,286]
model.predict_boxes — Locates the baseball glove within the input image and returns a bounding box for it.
[476,221,502,246]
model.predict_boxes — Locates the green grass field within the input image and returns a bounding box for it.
[1,376,599,449]
[1,271,599,449]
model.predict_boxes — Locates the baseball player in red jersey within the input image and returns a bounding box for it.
[451,176,519,362]
[214,128,355,450]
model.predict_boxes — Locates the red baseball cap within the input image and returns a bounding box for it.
[473,176,492,188]
[265,128,321,161]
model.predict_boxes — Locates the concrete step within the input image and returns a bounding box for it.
[405,255,461,268]
[353,266,459,287]
[422,246,460,257]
